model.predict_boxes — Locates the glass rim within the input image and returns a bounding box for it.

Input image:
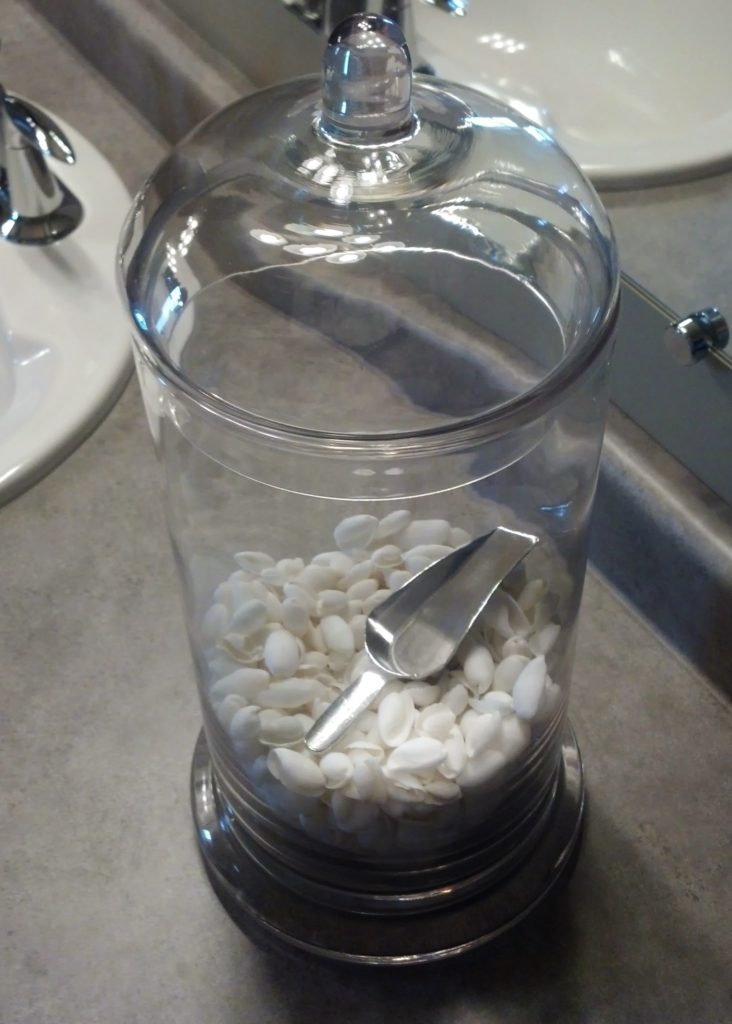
[124,287,620,457]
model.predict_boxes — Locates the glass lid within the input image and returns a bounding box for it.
[120,14,618,440]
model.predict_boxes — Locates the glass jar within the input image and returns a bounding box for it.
[119,15,618,962]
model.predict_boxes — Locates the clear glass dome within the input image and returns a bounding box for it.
[119,15,619,962]
[121,17,617,444]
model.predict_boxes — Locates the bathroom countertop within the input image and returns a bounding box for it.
[1,3,731,1023]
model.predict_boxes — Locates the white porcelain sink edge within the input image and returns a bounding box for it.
[417,1,732,187]
[0,110,132,505]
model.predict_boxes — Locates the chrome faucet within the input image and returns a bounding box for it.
[0,84,82,244]
[324,2,416,42]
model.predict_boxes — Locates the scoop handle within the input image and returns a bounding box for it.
[305,669,388,754]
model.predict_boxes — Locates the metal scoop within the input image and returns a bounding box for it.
[305,525,539,754]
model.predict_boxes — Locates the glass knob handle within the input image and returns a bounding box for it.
[319,13,415,144]
[664,308,729,366]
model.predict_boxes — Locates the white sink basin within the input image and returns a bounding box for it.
[417,0,732,186]
[0,110,132,504]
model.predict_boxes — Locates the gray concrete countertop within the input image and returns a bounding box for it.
[1,3,731,1022]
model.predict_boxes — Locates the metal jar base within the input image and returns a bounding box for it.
[190,724,585,965]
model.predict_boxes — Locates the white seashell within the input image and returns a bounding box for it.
[531,597,556,632]
[233,578,269,604]
[351,761,388,803]
[320,615,355,655]
[280,597,310,637]
[362,589,391,617]
[424,779,462,802]
[320,752,354,789]
[234,550,275,574]
[462,644,495,694]
[309,698,332,720]
[263,629,301,677]
[334,514,379,552]
[346,577,379,602]
[259,708,283,726]
[311,550,354,575]
[439,725,467,779]
[265,592,283,623]
[220,637,264,666]
[448,526,472,548]
[213,580,233,607]
[483,590,531,639]
[316,589,348,616]
[387,771,426,794]
[517,578,548,612]
[496,714,531,759]
[401,554,433,575]
[378,690,415,747]
[398,519,451,549]
[501,635,533,659]
[417,704,456,741]
[463,711,502,758]
[540,680,562,719]
[459,708,479,739]
[457,748,507,788]
[339,559,375,590]
[350,614,367,648]
[316,671,339,691]
[220,630,258,654]
[442,682,469,716]
[370,544,403,569]
[344,740,385,761]
[207,651,241,679]
[404,682,440,708]
[306,621,327,654]
[385,737,446,776]
[229,599,268,636]
[216,694,247,730]
[260,713,313,747]
[529,622,561,656]
[202,602,229,642]
[374,509,412,540]
[493,654,531,693]
[260,567,286,588]
[470,691,514,715]
[327,651,352,674]
[297,651,328,677]
[276,557,305,579]
[257,678,323,709]
[210,667,270,702]
[296,565,341,592]
[358,711,378,734]
[386,569,412,591]
[228,705,261,744]
[512,656,547,720]
[283,581,316,614]
[267,748,325,796]
[403,544,453,574]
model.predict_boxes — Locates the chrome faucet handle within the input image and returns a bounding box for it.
[421,0,467,14]
[2,94,76,164]
[0,86,83,244]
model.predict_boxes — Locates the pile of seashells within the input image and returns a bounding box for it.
[201,512,564,847]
